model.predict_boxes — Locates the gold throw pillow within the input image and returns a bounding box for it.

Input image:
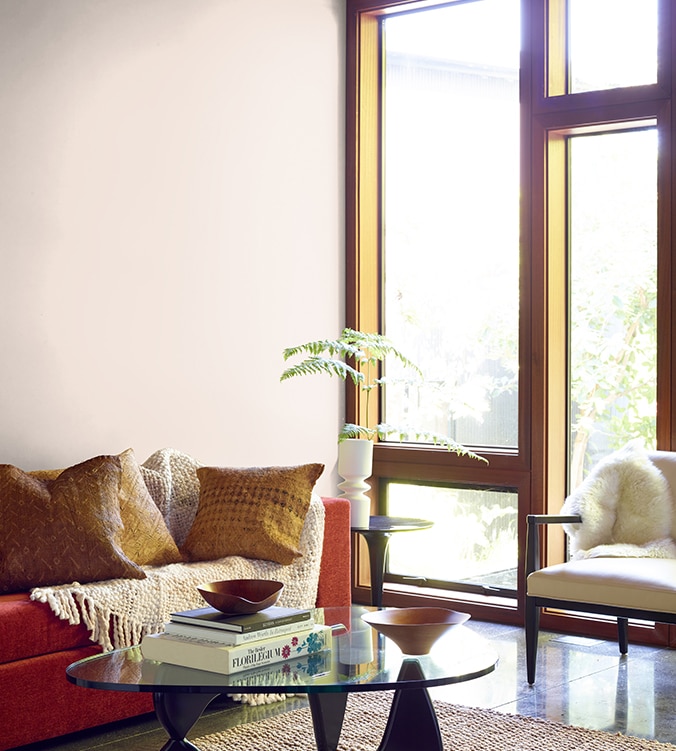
[181,464,324,565]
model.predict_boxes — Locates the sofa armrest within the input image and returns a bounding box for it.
[525,514,582,578]
[316,497,351,607]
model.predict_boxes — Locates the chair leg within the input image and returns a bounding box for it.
[525,595,540,684]
[618,617,629,654]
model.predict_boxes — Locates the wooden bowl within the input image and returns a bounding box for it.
[197,579,284,614]
[361,607,470,655]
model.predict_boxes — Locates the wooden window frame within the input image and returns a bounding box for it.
[346,0,676,642]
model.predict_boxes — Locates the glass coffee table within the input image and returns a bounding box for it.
[66,606,497,751]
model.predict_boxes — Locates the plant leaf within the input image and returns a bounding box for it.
[280,357,364,385]
[338,424,377,441]
[283,328,423,378]
[375,424,488,463]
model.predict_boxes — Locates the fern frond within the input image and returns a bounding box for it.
[374,424,488,463]
[283,329,422,376]
[280,357,365,385]
[341,329,423,376]
[338,424,377,442]
[283,338,361,361]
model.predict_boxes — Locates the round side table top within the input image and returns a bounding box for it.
[351,516,434,533]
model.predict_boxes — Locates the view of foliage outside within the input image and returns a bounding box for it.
[387,484,518,590]
[568,129,657,488]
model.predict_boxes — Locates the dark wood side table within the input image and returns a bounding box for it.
[352,516,434,607]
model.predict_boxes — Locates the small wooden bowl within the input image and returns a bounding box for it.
[361,607,470,655]
[197,579,284,614]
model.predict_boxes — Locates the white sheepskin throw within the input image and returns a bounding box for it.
[561,442,676,560]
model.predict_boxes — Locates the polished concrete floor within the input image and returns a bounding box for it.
[18,619,676,750]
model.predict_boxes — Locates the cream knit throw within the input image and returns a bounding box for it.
[30,494,325,649]
[31,494,324,707]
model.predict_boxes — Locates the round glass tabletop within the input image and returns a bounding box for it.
[67,606,497,696]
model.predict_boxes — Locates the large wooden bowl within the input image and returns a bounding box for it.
[197,579,284,614]
[361,607,470,655]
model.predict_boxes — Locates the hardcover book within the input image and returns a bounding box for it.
[169,605,312,634]
[140,623,332,675]
[142,649,335,687]
[163,616,314,645]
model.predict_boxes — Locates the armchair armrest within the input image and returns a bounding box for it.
[525,514,582,577]
[527,514,582,526]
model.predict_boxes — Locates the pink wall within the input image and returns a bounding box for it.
[0,0,345,495]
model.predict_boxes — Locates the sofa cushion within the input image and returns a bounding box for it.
[182,464,324,565]
[0,593,92,664]
[0,645,153,750]
[0,456,145,593]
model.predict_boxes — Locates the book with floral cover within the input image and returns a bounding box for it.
[140,623,332,674]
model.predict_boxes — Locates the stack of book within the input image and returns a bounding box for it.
[140,605,332,675]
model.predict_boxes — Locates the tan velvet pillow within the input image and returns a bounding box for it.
[0,455,145,593]
[31,449,183,567]
[182,464,324,565]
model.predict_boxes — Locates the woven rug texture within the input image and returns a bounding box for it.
[194,692,676,751]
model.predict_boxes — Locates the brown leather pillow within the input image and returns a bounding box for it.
[181,464,324,565]
[0,455,146,593]
[31,449,183,567]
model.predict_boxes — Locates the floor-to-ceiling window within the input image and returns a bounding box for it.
[380,0,521,596]
[346,0,673,638]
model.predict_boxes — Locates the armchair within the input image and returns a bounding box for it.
[525,446,676,684]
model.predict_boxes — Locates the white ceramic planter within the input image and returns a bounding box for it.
[337,438,374,529]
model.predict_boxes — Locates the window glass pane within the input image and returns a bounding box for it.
[568,128,657,487]
[386,482,518,591]
[569,0,657,93]
[382,0,520,449]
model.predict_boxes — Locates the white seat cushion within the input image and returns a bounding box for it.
[527,558,676,613]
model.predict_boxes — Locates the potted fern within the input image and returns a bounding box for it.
[281,328,485,526]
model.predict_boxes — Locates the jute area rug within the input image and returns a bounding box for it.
[194,692,676,750]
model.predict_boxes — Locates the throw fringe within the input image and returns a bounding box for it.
[31,554,321,652]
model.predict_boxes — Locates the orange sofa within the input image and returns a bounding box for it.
[0,497,351,750]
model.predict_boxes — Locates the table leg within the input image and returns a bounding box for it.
[363,532,393,607]
[378,660,443,751]
[308,692,348,751]
[154,691,220,750]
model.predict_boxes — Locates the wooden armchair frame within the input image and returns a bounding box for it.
[525,513,676,684]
